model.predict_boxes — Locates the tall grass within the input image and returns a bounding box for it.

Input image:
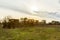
[0,26,60,40]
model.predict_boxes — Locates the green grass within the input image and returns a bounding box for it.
[0,26,60,40]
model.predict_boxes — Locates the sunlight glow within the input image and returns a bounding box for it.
[31,6,39,12]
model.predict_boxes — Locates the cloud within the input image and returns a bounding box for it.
[0,0,36,16]
[0,0,60,21]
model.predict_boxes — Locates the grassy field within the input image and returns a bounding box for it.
[0,26,60,40]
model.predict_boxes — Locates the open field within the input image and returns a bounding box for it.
[0,25,60,40]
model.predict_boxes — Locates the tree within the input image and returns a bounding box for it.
[2,16,12,28]
[35,20,39,25]
[51,21,60,25]
[40,20,46,25]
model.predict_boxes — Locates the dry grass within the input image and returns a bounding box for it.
[0,26,60,40]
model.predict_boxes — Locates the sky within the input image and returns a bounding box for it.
[0,0,60,22]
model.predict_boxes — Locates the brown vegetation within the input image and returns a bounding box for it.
[0,16,60,29]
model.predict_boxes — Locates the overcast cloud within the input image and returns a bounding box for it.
[0,0,60,22]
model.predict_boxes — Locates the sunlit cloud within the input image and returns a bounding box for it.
[0,0,60,22]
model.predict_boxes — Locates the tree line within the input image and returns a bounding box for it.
[0,16,60,29]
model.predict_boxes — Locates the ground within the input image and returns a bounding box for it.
[0,26,60,40]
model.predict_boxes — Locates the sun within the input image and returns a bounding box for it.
[31,6,39,12]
